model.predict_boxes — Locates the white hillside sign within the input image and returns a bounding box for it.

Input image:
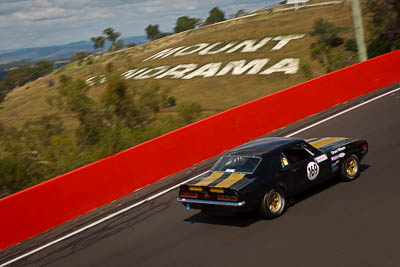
[86,34,305,85]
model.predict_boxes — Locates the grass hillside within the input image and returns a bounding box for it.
[0,0,358,129]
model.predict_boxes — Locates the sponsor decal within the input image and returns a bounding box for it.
[331,146,346,155]
[331,155,340,161]
[314,154,328,163]
[307,162,319,181]
[331,152,346,161]
[282,157,289,166]
[281,154,289,168]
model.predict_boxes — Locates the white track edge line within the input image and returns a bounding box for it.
[2,86,399,267]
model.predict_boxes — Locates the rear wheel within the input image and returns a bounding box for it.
[258,188,286,219]
[341,154,359,181]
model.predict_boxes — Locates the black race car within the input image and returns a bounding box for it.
[178,137,368,219]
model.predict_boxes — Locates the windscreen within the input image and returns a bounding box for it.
[211,156,262,174]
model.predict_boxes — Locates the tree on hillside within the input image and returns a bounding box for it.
[54,76,104,146]
[366,0,400,35]
[145,24,161,40]
[90,36,106,51]
[174,16,202,33]
[114,39,125,50]
[310,18,343,47]
[0,84,6,102]
[72,51,90,62]
[157,32,171,39]
[366,0,400,58]
[3,65,33,88]
[0,61,54,103]
[103,27,121,51]
[228,9,247,19]
[32,60,53,80]
[204,7,225,25]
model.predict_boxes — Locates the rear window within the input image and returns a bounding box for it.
[211,156,262,174]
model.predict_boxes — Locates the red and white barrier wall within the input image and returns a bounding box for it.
[1,50,400,250]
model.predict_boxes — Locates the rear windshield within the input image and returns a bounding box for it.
[211,156,262,174]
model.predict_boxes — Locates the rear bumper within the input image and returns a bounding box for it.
[177,197,246,207]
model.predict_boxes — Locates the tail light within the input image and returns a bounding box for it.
[217,195,238,201]
[180,192,198,199]
[362,144,368,150]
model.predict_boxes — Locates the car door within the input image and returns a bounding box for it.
[282,143,329,194]
[301,141,331,181]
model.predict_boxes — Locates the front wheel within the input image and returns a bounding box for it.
[258,188,286,219]
[341,154,359,181]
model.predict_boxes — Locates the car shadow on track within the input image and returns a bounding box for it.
[292,164,369,205]
[184,211,261,227]
[183,164,370,226]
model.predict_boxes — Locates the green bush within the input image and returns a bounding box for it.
[0,156,41,197]
[177,101,203,123]
[367,37,393,59]
[47,79,55,87]
[311,18,344,47]
[345,39,358,52]
[301,64,313,79]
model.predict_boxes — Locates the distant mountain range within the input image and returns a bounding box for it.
[0,36,148,64]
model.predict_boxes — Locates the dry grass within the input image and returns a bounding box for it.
[0,0,359,129]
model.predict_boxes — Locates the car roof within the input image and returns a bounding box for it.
[228,137,303,157]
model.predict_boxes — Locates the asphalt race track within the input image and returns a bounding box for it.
[1,83,400,267]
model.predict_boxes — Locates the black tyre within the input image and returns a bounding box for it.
[258,188,286,219]
[341,154,359,181]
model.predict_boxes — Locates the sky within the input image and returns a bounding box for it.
[0,0,280,51]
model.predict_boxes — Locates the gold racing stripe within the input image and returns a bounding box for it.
[195,172,224,186]
[309,137,347,148]
[214,173,246,188]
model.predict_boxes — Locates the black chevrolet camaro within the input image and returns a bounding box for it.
[178,137,368,219]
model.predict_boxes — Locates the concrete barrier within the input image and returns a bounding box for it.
[1,50,399,250]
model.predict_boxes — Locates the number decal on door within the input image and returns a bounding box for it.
[307,162,319,181]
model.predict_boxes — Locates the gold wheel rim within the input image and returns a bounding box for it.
[269,192,281,212]
[346,158,357,176]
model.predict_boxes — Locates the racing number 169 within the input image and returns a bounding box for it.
[307,162,319,180]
